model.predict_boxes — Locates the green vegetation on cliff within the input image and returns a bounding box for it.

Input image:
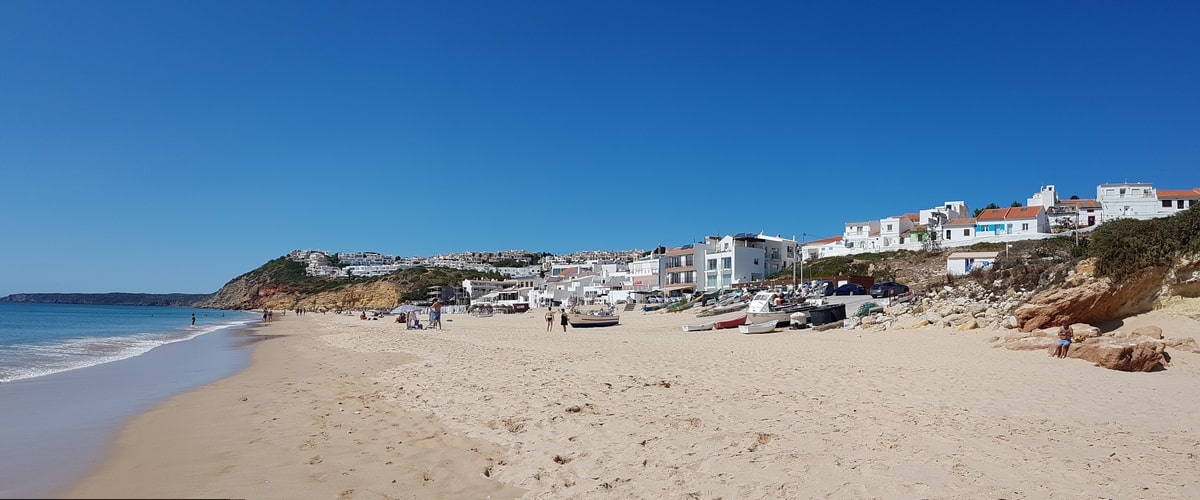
[1090,205,1200,280]
[200,256,508,310]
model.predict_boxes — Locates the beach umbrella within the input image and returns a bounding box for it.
[390,304,422,314]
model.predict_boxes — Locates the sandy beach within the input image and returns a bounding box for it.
[66,308,1200,499]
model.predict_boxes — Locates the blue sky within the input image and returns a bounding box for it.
[2,1,1198,295]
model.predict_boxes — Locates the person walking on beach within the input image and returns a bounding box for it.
[560,308,570,332]
[545,307,554,331]
[430,299,443,330]
[191,313,196,326]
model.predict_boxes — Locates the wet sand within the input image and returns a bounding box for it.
[66,309,1200,498]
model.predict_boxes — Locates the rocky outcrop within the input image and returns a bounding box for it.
[1131,326,1163,340]
[1067,339,1166,372]
[1015,259,1166,332]
[989,322,1199,372]
[839,281,1031,333]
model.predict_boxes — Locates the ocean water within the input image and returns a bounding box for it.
[0,302,263,497]
[0,302,256,382]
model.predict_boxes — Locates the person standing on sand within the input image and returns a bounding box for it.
[191,313,196,326]
[430,299,443,330]
[545,307,554,331]
[560,308,570,332]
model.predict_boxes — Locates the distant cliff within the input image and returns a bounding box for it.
[197,257,506,310]
[0,292,212,307]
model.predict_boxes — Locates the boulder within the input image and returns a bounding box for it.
[925,311,942,324]
[908,318,931,329]
[1067,339,1166,372]
[1070,323,1102,339]
[1015,259,1166,332]
[1162,337,1200,353]
[1130,325,1163,340]
[955,319,979,332]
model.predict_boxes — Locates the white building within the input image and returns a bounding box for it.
[975,206,1049,236]
[1097,182,1160,221]
[700,233,800,291]
[942,217,977,243]
[843,221,880,252]
[947,251,999,276]
[1157,188,1200,216]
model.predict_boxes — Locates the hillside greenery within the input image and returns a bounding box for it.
[1090,205,1200,280]
[233,257,507,302]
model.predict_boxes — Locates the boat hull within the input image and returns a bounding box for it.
[681,322,714,332]
[714,315,747,329]
[568,314,620,328]
[738,321,778,334]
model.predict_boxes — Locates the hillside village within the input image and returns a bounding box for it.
[285,180,1198,308]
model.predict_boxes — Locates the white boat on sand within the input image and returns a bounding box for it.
[681,322,714,332]
[738,321,777,334]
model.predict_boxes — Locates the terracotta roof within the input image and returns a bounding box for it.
[1003,206,1044,220]
[664,247,692,256]
[805,235,843,245]
[903,213,920,222]
[976,208,1008,222]
[1157,188,1200,199]
[978,206,1044,221]
[944,218,977,227]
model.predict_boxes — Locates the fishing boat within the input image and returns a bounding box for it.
[567,308,620,328]
[745,292,822,327]
[714,315,747,329]
[681,322,714,332]
[738,321,777,334]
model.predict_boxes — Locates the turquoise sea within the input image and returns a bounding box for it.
[0,302,262,497]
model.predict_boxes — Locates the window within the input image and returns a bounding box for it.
[946,230,952,239]
[1163,200,1173,208]
[707,259,717,271]
[753,258,759,265]
[1179,200,1186,209]
[1022,223,1029,231]
[963,229,970,236]
[721,257,732,268]
[886,224,893,231]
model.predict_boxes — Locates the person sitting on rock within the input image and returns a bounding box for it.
[1053,323,1073,359]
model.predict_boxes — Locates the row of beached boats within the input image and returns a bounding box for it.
[680,315,778,334]
[682,291,840,334]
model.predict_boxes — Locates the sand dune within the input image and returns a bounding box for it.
[68,308,1200,499]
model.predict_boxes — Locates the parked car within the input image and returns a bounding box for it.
[869,281,910,298]
[831,283,868,296]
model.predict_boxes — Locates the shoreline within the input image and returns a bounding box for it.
[0,318,264,498]
[66,309,1200,498]
[63,312,523,499]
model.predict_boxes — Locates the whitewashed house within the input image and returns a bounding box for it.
[879,215,915,249]
[947,251,999,276]
[842,221,880,252]
[1097,182,1160,221]
[1157,188,1200,216]
[975,206,1049,236]
[942,218,977,243]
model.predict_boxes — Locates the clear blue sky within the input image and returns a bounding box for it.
[2,1,1198,295]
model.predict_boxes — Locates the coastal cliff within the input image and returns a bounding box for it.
[0,293,211,307]
[197,257,504,310]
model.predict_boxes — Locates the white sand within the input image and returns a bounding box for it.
[69,309,1200,498]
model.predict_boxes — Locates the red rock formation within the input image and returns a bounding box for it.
[1015,259,1166,332]
[1066,338,1166,372]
